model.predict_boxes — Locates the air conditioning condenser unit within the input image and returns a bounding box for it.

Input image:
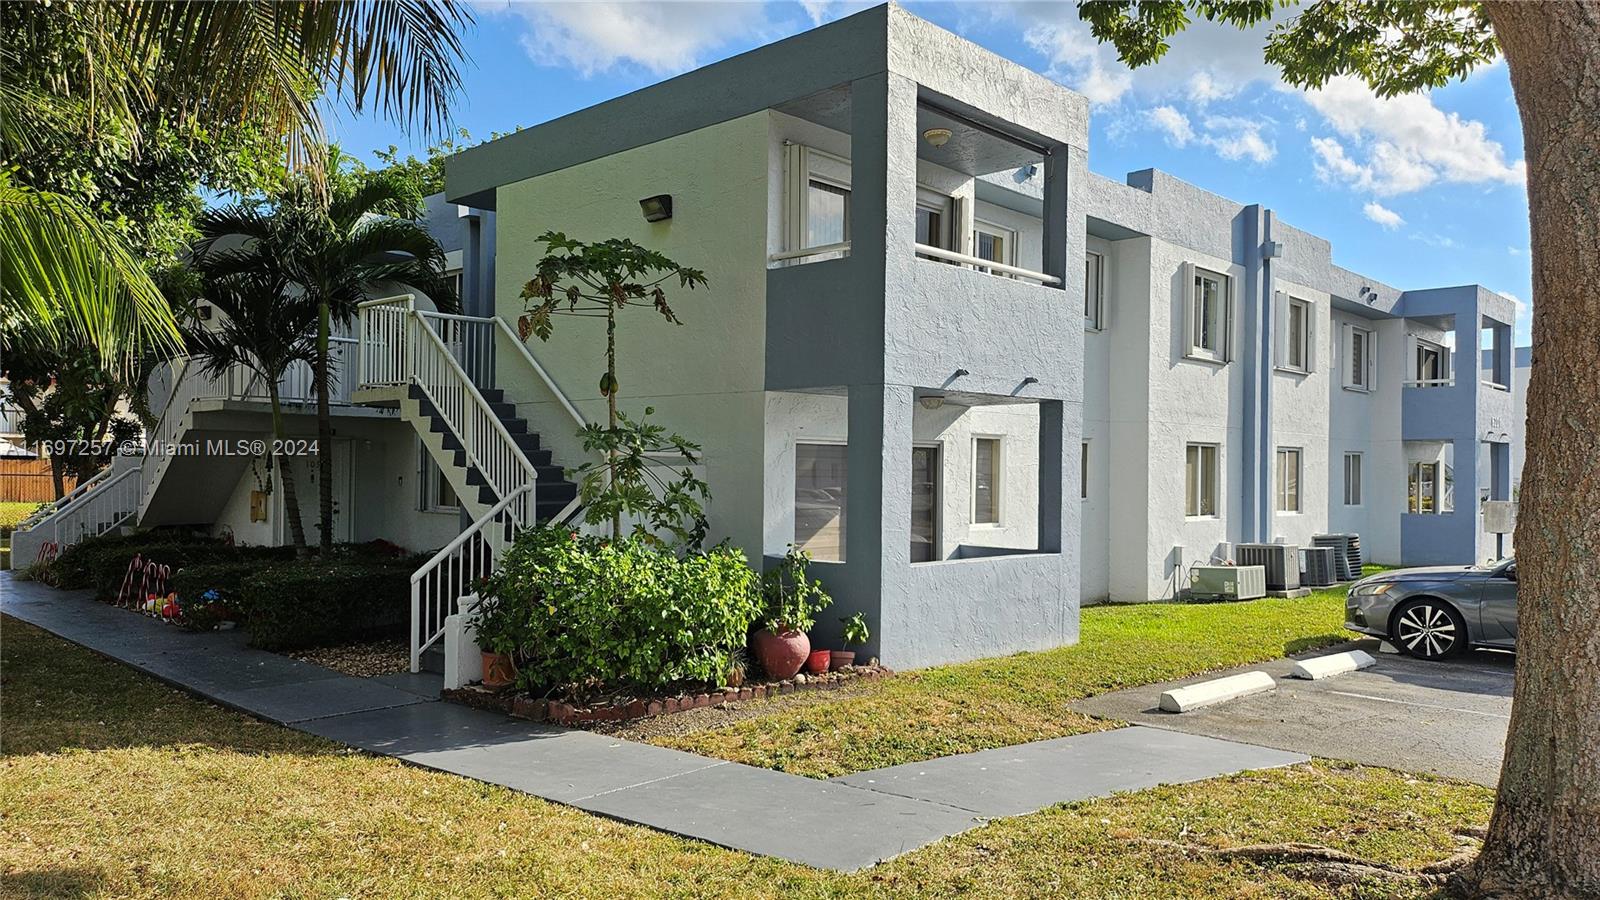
[1189,565,1268,602]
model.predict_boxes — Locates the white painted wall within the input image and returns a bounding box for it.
[762,390,1041,561]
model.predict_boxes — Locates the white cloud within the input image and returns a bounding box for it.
[1200,115,1274,163]
[1018,11,1278,106]
[1498,290,1533,345]
[1301,76,1525,195]
[1411,232,1458,249]
[1147,106,1194,147]
[1362,201,1405,230]
[491,1,772,77]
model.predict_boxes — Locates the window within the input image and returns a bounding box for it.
[1343,452,1363,506]
[916,203,944,249]
[911,445,940,562]
[806,180,849,248]
[973,437,1001,525]
[1276,448,1302,513]
[1412,337,1450,386]
[1281,296,1311,372]
[972,221,1014,273]
[795,443,847,561]
[1187,266,1231,362]
[1080,441,1089,500]
[1409,461,1439,514]
[1344,325,1375,391]
[418,443,459,512]
[1085,251,1105,330]
[1185,443,1219,517]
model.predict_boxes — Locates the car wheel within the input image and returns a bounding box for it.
[1391,598,1468,660]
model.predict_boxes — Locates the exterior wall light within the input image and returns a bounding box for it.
[639,194,673,222]
[922,127,952,148]
[919,394,946,410]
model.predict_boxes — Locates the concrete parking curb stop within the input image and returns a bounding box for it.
[1159,670,1276,712]
[1289,649,1376,680]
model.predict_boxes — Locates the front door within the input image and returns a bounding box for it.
[910,445,939,562]
[1478,561,1518,646]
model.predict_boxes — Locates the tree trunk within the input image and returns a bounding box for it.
[269,383,309,554]
[605,305,621,540]
[1463,5,1600,897]
[315,300,334,552]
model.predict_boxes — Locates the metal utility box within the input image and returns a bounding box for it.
[1300,546,1337,588]
[1236,543,1301,591]
[1189,565,1268,601]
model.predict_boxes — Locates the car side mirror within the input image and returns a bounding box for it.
[1505,565,1517,581]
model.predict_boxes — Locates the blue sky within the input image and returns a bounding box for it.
[326,1,1533,344]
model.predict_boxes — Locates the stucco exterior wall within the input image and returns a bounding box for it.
[491,113,773,557]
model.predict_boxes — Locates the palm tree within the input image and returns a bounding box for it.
[200,164,457,551]
[184,269,320,552]
[0,1,469,370]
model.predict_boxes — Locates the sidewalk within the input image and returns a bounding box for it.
[3,572,1306,871]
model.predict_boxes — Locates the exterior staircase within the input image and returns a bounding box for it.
[356,295,590,670]
[9,456,143,567]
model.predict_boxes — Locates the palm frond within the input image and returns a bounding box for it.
[0,172,179,370]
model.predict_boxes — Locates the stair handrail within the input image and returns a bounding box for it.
[408,483,533,671]
[48,465,142,547]
[407,308,540,519]
[489,315,589,433]
[13,464,117,532]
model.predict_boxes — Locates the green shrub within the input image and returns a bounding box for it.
[171,562,263,630]
[475,526,760,694]
[49,530,215,591]
[238,562,413,651]
[758,546,833,633]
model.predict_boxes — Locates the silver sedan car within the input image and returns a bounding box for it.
[1345,558,1518,660]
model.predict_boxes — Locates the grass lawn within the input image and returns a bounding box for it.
[0,501,43,571]
[652,583,1363,778]
[1,615,1491,898]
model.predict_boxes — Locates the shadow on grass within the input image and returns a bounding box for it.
[1,616,333,757]
[1,867,107,899]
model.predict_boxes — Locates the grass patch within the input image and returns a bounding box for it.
[653,584,1361,778]
[0,615,1488,898]
[0,501,41,530]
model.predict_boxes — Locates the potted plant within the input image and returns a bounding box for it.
[832,612,870,670]
[469,593,521,690]
[753,546,833,680]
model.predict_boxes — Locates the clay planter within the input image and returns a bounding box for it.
[480,651,516,690]
[829,650,855,671]
[752,629,809,680]
[805,648,831,674]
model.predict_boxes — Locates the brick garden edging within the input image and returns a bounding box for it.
[442,665,893,726]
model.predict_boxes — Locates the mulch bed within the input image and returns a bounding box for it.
[284,639,410,677]
[443,664,893,728]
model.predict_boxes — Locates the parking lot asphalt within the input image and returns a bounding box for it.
[1070,640,1513,786]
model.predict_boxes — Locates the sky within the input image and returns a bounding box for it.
[325,1,1534,345]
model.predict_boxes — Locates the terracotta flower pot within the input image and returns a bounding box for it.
[829,650,855,671]
[752,629,809,680]
[481,651,516,690]
[805,648,831,674]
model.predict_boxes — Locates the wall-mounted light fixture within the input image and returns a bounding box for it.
[1013,164,1038,183]
[919,394,946,410]
[921,127,952,148]
[639,194,673,222]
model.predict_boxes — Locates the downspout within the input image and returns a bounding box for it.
[1257,209,1277,542]
[1239,206,1264,543]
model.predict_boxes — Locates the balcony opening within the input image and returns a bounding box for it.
[1405,440,1455,514]
[1405,315,1455,388]
[1479,314,1512,391]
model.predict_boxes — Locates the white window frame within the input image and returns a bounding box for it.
[1085,250,1105,331]
[781,144,852,259]
[418,440,460,513]
[910,441,943,563]
[1410,336,1451,387]
[1409,460,1440,514]
[1275,447,1302,514]
[1343,452,1364,507]
[971,219,1016,275]
[1343,324,1376,392]
[1184,264,1233,364]
[1185,442,1220,518]
[793,439,849,562]
[1276,294,1313,374]
[971,435,1004,527]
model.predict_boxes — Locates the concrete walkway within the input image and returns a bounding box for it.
[3,573,1306,870]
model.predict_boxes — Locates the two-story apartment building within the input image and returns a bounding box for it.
[16,4,1520,670]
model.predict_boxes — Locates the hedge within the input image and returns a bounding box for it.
[237,562,413,651]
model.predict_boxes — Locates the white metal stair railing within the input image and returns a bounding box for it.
[13,464,116,533]
[409,484,531,671]
[46,465,142,549]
